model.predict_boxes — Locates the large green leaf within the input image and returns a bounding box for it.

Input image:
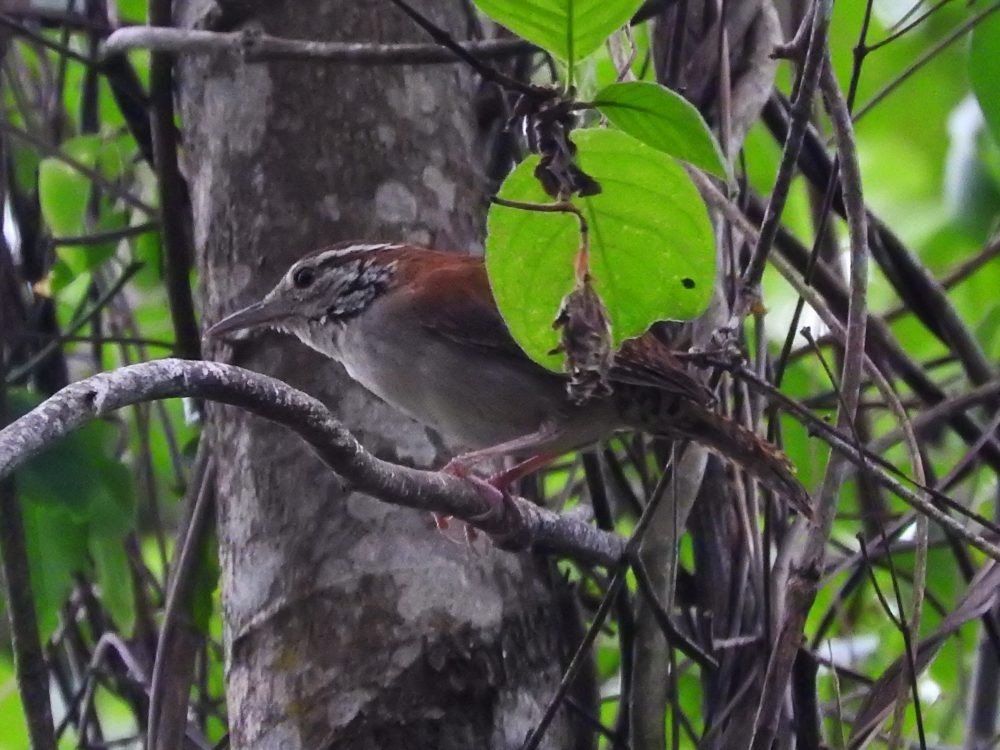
[592,81,728,178]
[8,390,137,636]
[971,10,1000,146]
[56,211,128,276]
[88,460,137,630]
[0,658,30,748]
[90,533,136,631]
[486,128,715,370]
[38,135,101,237]
[473,0,643,68]
[8,390,115,511]
[21,502,90,638]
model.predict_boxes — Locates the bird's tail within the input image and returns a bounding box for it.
[621,390,812,519]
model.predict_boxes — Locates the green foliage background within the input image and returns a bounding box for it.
[2,0,1000,747]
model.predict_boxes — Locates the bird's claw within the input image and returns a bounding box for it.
[462,475,530,550]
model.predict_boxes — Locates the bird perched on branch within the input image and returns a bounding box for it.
[208,242,810,519]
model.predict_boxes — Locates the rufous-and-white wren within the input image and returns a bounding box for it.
[208,242,809,517]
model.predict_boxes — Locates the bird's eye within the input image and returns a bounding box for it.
[292,267,316,288]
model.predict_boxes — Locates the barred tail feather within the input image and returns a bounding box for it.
[637,402,812,519]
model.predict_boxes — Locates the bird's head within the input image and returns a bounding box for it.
[207,242,402,347]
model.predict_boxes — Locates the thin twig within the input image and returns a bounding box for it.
[853,0,1000,122]
[0,120,155,216]
[14,331,174,350]
[630,554,717,670]
[738,0,831,308]
[865,0,955,53]
[149,0,201,362]
[752,55,870,750]
[51,221,159,246]
[6,263,144,384]
[519,456,685,750]
[148,449,215,750]
[0,13,97,66]
[0,459,56,750]
[490,196,590,267]
[386,0,550,98]
[881,234,1000,324]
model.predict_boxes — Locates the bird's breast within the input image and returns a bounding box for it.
[326,314,612,451]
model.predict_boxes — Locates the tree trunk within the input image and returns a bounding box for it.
[175,2,585,747]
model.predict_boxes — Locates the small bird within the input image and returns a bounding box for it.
[208,242,810,517]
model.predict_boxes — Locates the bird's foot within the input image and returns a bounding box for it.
[428,512,482,547]
[431,460,486,547]
[461,474,529,550]
[440,455,476,479]
[434,451,548,548]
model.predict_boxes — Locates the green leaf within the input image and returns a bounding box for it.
[971,11,1000,145]
[56,211,128,276]
[22,502,90,638]
[7,390,137,636]
[89,534,135,631]
[473,0,643,68]
[116,0,149,24]
[191,530,220,635]
[133,227,163,288]
[592,81,729,178]
[38,135,101,237]
[88,460,137,630]
[0,658,30,748]
[486,128,715,370]
[7,390,115,512]
[10,142,40,192]
[975,303,1000,360]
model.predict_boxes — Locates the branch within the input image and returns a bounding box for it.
[738,0,831,307]
[0,360,625,567]
[102,26,535,64]
[853,0,1000,121]
[0,121,155,217]
[752,51,870,750]
[148,0,201,362]
[147,448,215,750]
[101,2,673,64]
[0,480,56,749]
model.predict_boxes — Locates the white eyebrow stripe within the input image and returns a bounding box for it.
[313,243,405,266]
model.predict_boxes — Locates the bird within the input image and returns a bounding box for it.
[207,241,810,518]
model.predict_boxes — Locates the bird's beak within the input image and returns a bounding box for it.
[206,298,291,338]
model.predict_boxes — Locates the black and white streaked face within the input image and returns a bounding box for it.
[207,242,403,350]
[284,242,401,322]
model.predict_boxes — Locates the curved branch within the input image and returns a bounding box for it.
[0,359,624,567]
[102,26,535,64]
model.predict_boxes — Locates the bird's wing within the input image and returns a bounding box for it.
[611,336,715,405]
[396,252,543,366]
[396,250,713,403]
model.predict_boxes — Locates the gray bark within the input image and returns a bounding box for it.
[174,2,583,747]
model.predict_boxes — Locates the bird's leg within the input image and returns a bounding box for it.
[458,452,560,547]
[441,420,562,480]
[487,451,559,489]
[459,474,531,549]
[436,422,564,543]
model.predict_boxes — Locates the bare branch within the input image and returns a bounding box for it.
[752,52,870,750]
[0,359,625,567]
[102,26,534,65]
[0,479,56,749]
[148,0,201,362]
